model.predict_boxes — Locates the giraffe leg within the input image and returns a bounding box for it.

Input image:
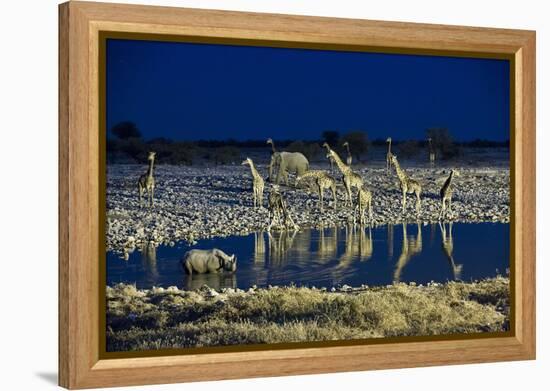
[439,198,445,220]
[151,186,155,208]
[402,191,406,214]
[318,184,323,212]
[345,179,352,207]
[415,190,421,215]
[331,184,337,209]
[369,198,373,223]
[259,188,264,208]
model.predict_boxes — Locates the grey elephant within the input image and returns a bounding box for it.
[269,151,309,186]
[181,248,237,275]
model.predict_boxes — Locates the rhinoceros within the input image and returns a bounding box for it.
[181,248,237,275]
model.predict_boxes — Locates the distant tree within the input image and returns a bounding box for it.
[169,142,198,165]
[322,131,340,147]
[397,140,420,159]
[426,128,461,160]
[111,121,142,140]
[341,131,369,161]
[210,146,241,165]
[286,140,322,161]
[118,138,147,161]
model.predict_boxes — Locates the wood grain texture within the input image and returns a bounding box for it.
[58,1,536,389]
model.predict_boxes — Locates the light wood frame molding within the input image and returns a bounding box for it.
[59,1,536,389]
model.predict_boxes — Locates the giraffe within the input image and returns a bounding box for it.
[439,169,459,220]
[439,221,463,280]
[241,157,264,208]
[296,170,337,211]
[386,137,393,172]
[267,185,298,231]
[324,144,363,207]
[138,151,156,208]
[355,184,373,225]
[393,222,423,283]
[428,137,435,166]
[322,142,336,172]
[266,137,277,154]
[266,138,278,181]
[342,141,353,166]
[390,154,422,214]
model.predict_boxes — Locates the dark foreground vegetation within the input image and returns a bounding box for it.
[106,277,509,351]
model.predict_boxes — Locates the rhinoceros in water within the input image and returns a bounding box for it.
[181,248,237,275]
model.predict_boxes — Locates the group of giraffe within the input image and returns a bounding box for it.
[239,137,459,229]
[386,137,457,219]
[136,136,458,230]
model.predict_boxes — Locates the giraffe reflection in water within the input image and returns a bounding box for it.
[387,223,394,258]
[439,221,463,280]
[253,230,266,264]
[267,229,298,266]
[332,223,374,282]
[393,222,423,283]
[316,224,339,263]
[108,222,509,290]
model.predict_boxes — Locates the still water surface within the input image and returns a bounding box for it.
[107,222,509,290]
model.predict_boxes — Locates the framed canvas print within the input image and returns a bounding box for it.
[59,1,536,389]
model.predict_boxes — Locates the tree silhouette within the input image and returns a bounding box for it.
[341,131,369,161]
[425,128,460,159]
[111,121,142,140]
[322,130,340,147]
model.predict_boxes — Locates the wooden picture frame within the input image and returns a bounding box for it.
[59,1,536,389]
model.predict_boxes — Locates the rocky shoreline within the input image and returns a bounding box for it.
[106,277,510,351]
[107,163,509,255]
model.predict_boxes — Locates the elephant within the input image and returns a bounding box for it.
[269,151,309,186]
[181,248,237,275]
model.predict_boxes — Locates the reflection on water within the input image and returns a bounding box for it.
[393,223,423,283]
[141,241,159,281]
[107,222,510,290]
[184,273,237,291]
[439,222,463,280]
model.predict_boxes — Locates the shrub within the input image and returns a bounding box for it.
[209,146,241,165]
[286,141,322,161]
[397,140,420,159]
[341,131,369,161]
[111,121,142,139]
[426,128,461,160]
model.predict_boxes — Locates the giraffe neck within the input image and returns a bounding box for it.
[269,142,276,154]
[387,140,392,154]
[393,158,407,183]
[345,144,351,156]
[444,171,454,189]
[147,158,155,178]
[249,162,260,179]
[330,150,349,174]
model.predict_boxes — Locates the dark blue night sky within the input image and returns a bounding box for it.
[106,39,510,142]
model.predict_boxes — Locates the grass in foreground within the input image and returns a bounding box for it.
[106,277,509,352]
